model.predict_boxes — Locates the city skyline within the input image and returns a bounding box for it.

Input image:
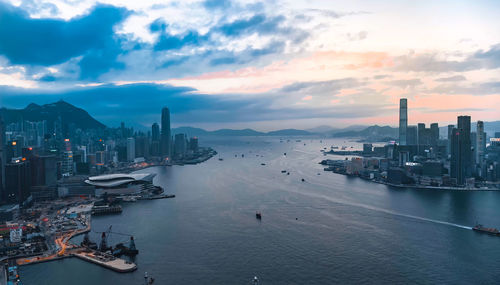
[0,0,499,130]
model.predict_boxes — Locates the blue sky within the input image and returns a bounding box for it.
[0,0,499,130]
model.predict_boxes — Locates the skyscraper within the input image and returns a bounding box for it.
[450,128,463,185]
[160,107,171,158]
[457,115,472,177]
[430,123,439,146]
[399,98,407,145]
[447,124,454,156]
[127,137,136,162]
[476,121,486,173]
[152,123,160,142]
[407,126,418,145]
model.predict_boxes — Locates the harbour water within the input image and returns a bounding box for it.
[20,137,500,284]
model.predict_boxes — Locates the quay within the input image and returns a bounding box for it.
[91,205,123,215]
[74,250,137,273]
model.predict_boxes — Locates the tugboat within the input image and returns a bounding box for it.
[256,212,262,220]
[144,272,155,284]
[473,224,500,236]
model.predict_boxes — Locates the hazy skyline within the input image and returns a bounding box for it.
[0,0,499,130]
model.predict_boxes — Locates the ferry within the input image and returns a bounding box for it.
[256,212,262,220]
[473,224,500,236]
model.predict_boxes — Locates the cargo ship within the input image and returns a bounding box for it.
[472,224,500,236]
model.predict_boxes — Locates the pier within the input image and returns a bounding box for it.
[74,250,137,273]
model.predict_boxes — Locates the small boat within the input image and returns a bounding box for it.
[256,212,262,220]
[261,163,266,166]
[281,170,287,173]
[287,172,290,175]
[284,152,286,156]
[218,158,223,161]
[301,178,305,182]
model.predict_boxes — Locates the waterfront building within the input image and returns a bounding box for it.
[160,107,171,158]
[189,137,199,152]
[174,133,187,158]
[399,98,408,145]
[126,137,135,162]
[84,173,156,196]
[135,136,150,159]
[471,132,477,167]
[457,115,472,177]
[476,121,486,176]
[407,126,418,145]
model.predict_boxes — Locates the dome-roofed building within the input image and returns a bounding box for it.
[84,173,156,196]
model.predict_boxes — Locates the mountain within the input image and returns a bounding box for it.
[0,100,106,131]
[306,125,338,133]
[332,125,398,141]
[172,127,311,137]
[266,129,312,136]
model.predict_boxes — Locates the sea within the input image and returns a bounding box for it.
[20,137,500,284]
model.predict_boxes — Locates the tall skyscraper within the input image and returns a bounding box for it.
[476,121,486,172]
[160,107,171,158]
[399,98,408,145]
[450,128,463,185]
[457,115,472,177]
[152,123,160,142]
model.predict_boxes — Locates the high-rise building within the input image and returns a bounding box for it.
[450,128,463,185]
[457,115,472,177]
[476,121,486,173]
[407,126,418,145]
[174,133,187,158]
[189,137,199,152]
[152,123,160,142]
[399,98,408,146]
[61,151,73,176]
[135,136,150,159]
[5,160,31,204]
[430,123,439,146]
[447,124,454,156]
[160,107,171,158]
[30,155,57,186]
[127,137,136,162]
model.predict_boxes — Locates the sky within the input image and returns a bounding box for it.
[0,0,499,131]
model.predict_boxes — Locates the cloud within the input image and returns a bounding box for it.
[216,14,286,37]
[388,79,422,88]
[0,2,130,79]
[0,81,389,128]
[393,43,500,73]
[435,75,466,82]
[203,0,232,10]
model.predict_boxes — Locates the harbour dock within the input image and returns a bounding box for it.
[74,250,137,273]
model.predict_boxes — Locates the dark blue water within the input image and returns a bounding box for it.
[20,137,500,284]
